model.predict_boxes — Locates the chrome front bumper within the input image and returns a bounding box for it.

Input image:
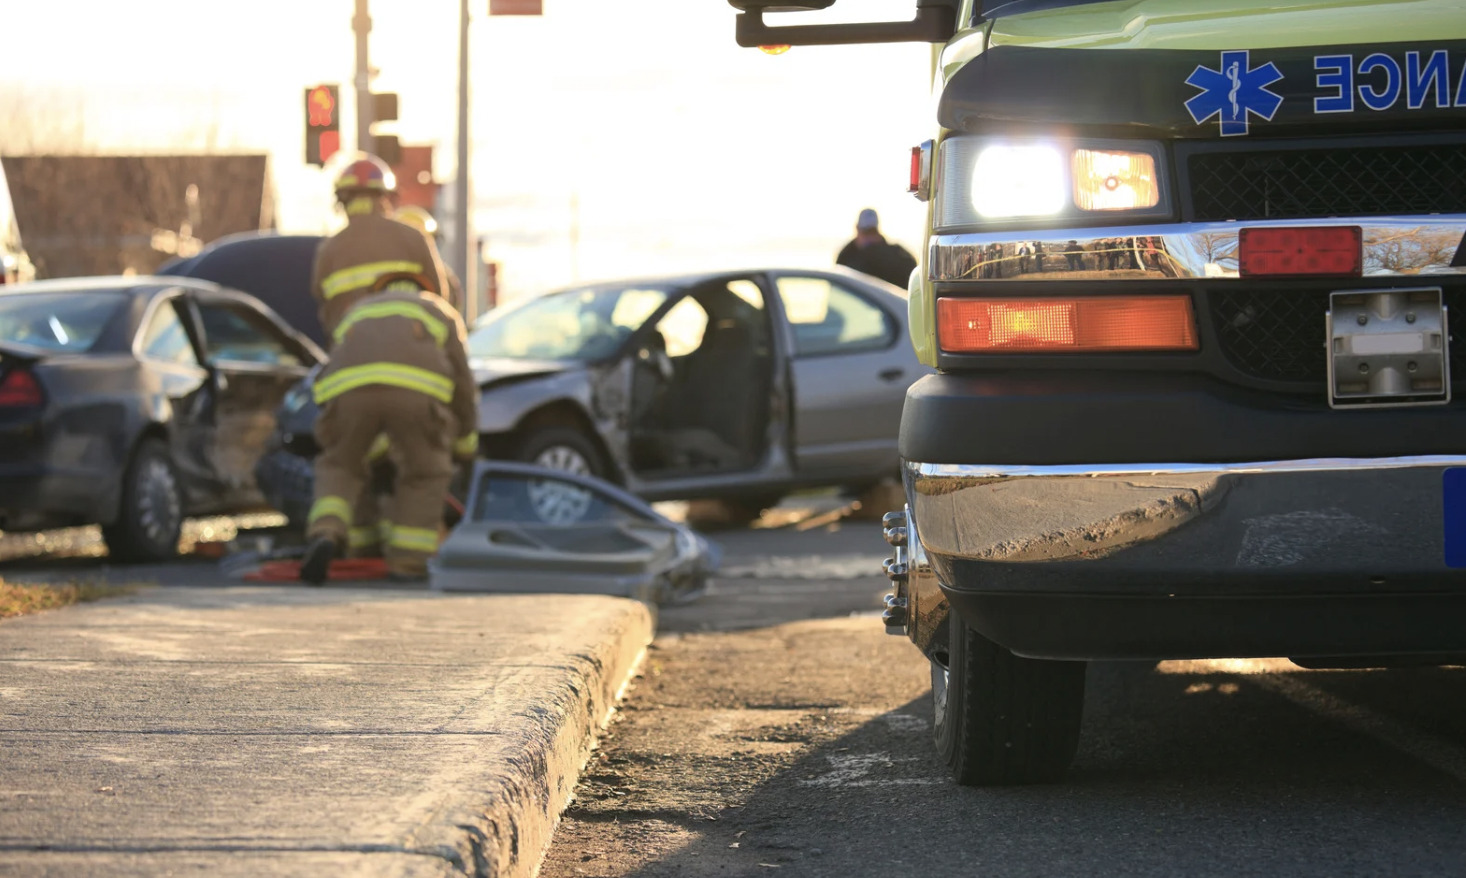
[904,455,1466,660]
[930,215,1466,282]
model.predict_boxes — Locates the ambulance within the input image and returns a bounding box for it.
[728,0,1466,784]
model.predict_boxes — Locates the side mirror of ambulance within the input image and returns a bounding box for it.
[729,0,956,47]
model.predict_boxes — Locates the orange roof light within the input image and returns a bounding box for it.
[759,44,791,54]
[938,296,1198,353]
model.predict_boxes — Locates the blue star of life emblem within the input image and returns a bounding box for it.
[1184,50,1284,136]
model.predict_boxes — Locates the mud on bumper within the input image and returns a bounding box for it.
[904,456,1466,662]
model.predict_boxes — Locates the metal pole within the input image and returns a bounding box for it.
[454,0,473,319]
[353,0,373,154]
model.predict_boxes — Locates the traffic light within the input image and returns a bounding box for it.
[305,85,341,167]
[370,92,401,165]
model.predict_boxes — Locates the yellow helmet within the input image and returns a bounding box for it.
[394,205,438,236]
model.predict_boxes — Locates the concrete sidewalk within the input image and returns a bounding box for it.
[0,585,654,877]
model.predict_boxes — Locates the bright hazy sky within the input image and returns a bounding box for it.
[1,0,934,301]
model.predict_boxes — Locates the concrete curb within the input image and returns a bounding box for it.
[413,597,655,877]
[0,587,655,878]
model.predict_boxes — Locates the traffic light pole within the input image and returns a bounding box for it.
[453,0,473,319]
[353,0,373,154]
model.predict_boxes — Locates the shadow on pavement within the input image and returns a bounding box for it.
[604,662,1466,878]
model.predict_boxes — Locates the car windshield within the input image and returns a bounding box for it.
[468,284,674,361]
[0,291,126,353]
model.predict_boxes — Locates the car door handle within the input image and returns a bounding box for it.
[878,368,905,382]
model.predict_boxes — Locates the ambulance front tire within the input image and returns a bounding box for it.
[932,609,1087,786]
[515,427,605,481]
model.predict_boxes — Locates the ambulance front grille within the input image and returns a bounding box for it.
[1209,287,1466,385]
[1187,143,1466,222]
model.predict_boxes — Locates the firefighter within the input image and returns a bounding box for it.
[311,154,452,337]
[300,272,480,584]
[311,156,454,559]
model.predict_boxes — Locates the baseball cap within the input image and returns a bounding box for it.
[856,208,879,230]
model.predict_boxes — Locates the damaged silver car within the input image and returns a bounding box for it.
[467,268,924,516]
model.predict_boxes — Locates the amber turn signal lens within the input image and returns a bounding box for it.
[759,44,791,55]
[938,296,1198,353]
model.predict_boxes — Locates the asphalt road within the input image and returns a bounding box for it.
[8,502,1466,877]
[541,514,1466,878]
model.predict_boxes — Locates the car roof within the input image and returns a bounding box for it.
[0,275,222,297]
[158,232,326,346]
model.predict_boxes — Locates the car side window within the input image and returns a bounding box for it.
[775,277,894,357]
[654,297,710,358]
[196,301,301,367]
[138,299,199,366]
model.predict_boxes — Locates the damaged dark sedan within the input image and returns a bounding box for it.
[259,268,925,524]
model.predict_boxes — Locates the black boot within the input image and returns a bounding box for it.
[299,536,338,585]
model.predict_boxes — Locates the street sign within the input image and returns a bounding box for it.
[490,0,542,14]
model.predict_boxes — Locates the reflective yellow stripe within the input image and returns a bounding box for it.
[347,526,379,549]
[314,363,454,405]
[378,519,395,542]
[453,433,479,457]
[366,433,391,461]
[388,525,439,553]
[334,301,448,347]
[320,260,423,299]
[309,496,352,525]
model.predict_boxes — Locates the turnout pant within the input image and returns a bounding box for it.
[308,386,455,577]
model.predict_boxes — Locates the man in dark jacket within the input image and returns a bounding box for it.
[836,208,917,289]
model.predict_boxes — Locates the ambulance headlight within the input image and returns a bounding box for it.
[936,136,1171,230]
[971,145,1067,219]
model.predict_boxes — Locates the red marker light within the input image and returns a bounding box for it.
[909,146,921,194]
[1238,226,1362,278]
[0,369,44,407]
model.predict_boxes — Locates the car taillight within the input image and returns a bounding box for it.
[1238,226,1362,278]
[0,368,44,407]
[938,296,1198,353]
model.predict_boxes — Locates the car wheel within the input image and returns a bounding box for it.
[932,610,1086,786]
[102,438,184,563]
[516,427,604,479]
[515,427,605,526]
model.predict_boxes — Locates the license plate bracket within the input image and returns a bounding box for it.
[1326,287,1449,409]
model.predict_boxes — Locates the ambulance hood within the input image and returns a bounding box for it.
[941,0,1466,138]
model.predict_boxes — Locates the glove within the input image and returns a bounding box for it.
[452,432,479,463]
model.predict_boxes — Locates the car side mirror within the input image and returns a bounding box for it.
[730,0,956,47]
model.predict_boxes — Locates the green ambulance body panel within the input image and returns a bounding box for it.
[908,0,1466,365]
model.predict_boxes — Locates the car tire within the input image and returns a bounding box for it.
[932,610,1087,786]
[102,437,184,563]
[515,427,605,480]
